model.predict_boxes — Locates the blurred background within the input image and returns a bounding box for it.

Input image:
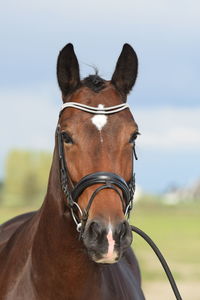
[0,1,199,299]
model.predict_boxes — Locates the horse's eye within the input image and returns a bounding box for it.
[62,132,73,144]
[129,132,139,143]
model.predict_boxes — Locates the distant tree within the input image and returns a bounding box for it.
[3,150,52,207]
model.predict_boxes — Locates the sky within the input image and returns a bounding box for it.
[0,0,199,193]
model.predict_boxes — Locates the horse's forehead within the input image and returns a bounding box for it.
[67,85,122,105]
[60,85,137,133]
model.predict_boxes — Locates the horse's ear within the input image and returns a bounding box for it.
[111,44,138,100]
[57,43,80,100]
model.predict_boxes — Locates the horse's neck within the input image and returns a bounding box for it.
[34,146,79,252]
[31,147,99,293]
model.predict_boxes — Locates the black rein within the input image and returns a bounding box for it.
[131,226,182,300]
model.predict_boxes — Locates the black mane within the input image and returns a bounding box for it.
[82,75,106,93]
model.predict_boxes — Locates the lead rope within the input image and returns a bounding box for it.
[130,225,182,300]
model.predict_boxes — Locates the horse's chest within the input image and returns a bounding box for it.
[99,263,145,300]
[55,262,145,300]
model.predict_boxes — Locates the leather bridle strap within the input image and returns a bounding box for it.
[57,125,74,207]
[72,172,131,204]
[61,102,130,114]
[84,184,125,214]
[78,184,125,237]
[71,172,133,228]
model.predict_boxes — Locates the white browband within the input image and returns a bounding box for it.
[61,102,130,114]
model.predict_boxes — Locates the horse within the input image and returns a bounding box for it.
[0,43,145,299]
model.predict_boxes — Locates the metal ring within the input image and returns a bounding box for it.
[70,202,83,232]
[76,223,82,232]
[125,202,132,219]
[72,201,83,216]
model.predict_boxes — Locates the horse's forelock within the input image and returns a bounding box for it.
[82,75,106,93]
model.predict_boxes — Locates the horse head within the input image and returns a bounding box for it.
[56,43,139,264]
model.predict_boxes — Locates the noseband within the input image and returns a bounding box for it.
[57,102,136,233]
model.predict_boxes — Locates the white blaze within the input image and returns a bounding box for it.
[96,225,118,264]
[91,104,107,131]
[106,228,115,259]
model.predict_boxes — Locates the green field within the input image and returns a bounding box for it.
[0,201,200,299]
[132,202,200,278]
[131,202,200,299]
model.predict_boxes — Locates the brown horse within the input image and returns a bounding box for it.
[0,43,145,299]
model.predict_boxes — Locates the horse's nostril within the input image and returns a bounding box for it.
[116,221,130,239]
[88,221,102,239]
[121,222,128,237]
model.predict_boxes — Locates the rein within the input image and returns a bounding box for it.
[57,102,182,300]
[131,226,182,300]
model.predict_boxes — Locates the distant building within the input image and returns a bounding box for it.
[134,185,143,202]
[164,179,200,204]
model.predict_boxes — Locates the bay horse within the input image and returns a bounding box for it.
[0,43,145,299]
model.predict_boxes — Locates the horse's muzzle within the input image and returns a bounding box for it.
[82,219,133,264]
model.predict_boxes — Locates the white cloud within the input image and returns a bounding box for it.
[1,88,199,154]
[0,88,59,154]
[1,88,199,153]
[133,107,200,150]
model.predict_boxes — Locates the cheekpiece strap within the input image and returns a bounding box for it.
[57,125,74,207]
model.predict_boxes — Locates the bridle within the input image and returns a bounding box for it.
[57,102,136,234]
[57,101,182,300]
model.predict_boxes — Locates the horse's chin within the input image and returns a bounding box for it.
[91,251,120,264]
